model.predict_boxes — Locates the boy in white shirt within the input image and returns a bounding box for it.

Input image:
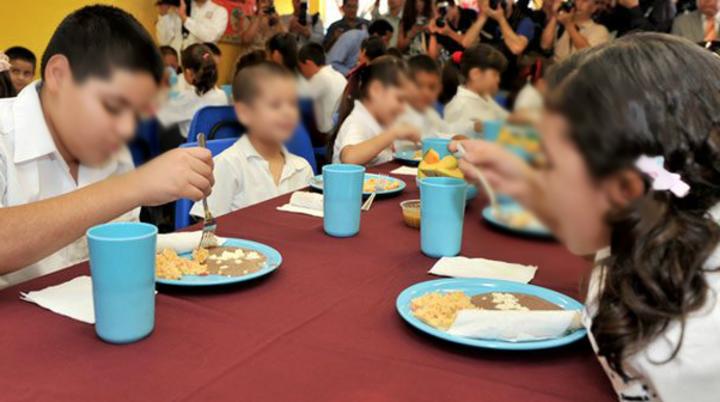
[0,5,214,288]
[156,0,229,54]
[297,43,347,137]
[444,44,509,137]
[191,62,313,217]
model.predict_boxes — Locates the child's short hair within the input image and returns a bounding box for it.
[232,61,294,104]
[361,36,387,63]
[407,54,440,78]
[267,33,299,72]
[159,45,179,60]
[41,5,163,84]
[234,50,268,77]
[181,44,219,96]
[203,42,222,57]
[385,47,404,59]
[298,43,326,66]
[368,19,394,37]
[5,46,36,72]
[459,44,508,78]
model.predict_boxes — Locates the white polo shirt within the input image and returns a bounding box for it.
[444,86,509,137]
[394,105,451,151]
[0,82,138,289]
[190,135,314,217]
[307,65,347,134]
[156,0,229,53]
[332,100,391,166]
[156,86,229,138]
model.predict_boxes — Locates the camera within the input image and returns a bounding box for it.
[298,0,308,26]
[558,0,575,13]
[416,16,428,25]
[436,1,449,28]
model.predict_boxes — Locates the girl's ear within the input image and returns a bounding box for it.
[601,168,646,209]
[43,54,72,93]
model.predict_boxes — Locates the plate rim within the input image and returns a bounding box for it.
[395,278,587,350]
[481,205,553,238]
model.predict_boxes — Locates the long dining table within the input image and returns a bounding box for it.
[0,162,614,402]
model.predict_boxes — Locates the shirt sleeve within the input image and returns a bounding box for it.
[156,14,182,46]
[184,6,229,43]
[587,24,610,47]
[517,17,535,42]
[327,37,352,76]
[190,155,239,217]
[0,140,8,208]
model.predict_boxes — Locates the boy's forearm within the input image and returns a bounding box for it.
[339,131,395,166]
[0,173,142,274]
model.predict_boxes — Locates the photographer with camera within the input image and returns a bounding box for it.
[427,0,478,59]
[238,0,286,58]
[324,0,371,50]
[282,0,325,47]
[397,0,434,54]
[156,0,229,54]
[540,0,609,61]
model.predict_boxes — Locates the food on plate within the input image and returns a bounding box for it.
[493,209,543,229]
[410,291,475,330]
[400,199,420,229]
[471,292,562,311]
[417,149,464,180]
[497,127,541,154]
[363,177,400,193]
[156,248,208,280]
[155,246,268,280]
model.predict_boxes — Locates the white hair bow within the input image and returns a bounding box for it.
[635,155,690,198]
[0,53,10,73]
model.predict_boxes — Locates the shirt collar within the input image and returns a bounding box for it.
[457,86,490,103]
[237,134,307,173]
[352,100,383,133]
[13,81,58,164]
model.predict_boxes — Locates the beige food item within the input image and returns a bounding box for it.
[411,291,476,331]
[363,178,400,193]
[156,248,209,280]
[494,209,541,229]
[471,292,562,311]
[204,246,267,277]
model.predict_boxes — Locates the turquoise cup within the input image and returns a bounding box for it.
[420,177,467,257]
[422,138,451,158]
[482,120,504,141]
[323,164,365,237]
[87,222,157,344]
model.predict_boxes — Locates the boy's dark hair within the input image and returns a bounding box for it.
[267,33,299,72]
[298,43,326,66]
[234,50,268,79]
[232,61,294,104]
[182,43,218,96]
[203,42,222,56]
[408,54,440,78]
[385,47,404,59]
[361,36,387,62]
[368,20,394,37]
[0,72,16,99]
[41,5,163,84]
[5,46,36,71]
[159,45,179,59]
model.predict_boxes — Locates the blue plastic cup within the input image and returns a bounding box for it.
[87,222,158,344]
[420,177,467,257]
[422,138,451,159]
[323,164,365,237]
[482,120,504,142]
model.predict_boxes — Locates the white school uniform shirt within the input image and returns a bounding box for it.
[584,204,720,402]
[444,86,509,137]
[513,82,543,123]
[394,105,451,151]
[156,0,229,54]
[190,135,314,217]
[307,65,347,134]
[333,100,391,166]
[0,83,138,289]
[157,86,229,138]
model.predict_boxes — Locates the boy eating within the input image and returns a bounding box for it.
[0,5,214,288]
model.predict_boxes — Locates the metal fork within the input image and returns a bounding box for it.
[197,133,217,248]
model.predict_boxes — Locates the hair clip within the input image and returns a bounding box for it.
[451,51,463,65]
[635,155,690,198]
[0,53,10,73]
[202,52,210,60]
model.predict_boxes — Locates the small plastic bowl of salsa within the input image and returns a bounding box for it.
[400,200,421,229]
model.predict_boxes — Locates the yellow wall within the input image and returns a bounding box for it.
[0,0,310,85]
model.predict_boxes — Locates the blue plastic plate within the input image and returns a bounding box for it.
[394,149,422,166]
[396,278,587,350]
[310,173,406,196]
[482,202,552,238]
[156,238,282,287]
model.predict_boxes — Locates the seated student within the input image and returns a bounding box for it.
[0,53,16,98]
[0,5,213,288]
[157,43,228,148]
[267,33,311,97]
[396,55,450,143]
[204,41,222,67]
[453,34,720,402]
[357,35,388,66]
[160,45,181,73]
[190,62,313,216]
[443,44,509,137]
[510,58,550,125]
[4,46,36,93]
[327,19,394,76]
[233,49,268,78]
[298,43,347,137]
[330,56,421,166]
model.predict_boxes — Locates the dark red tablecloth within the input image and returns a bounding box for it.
[0,163,614,402]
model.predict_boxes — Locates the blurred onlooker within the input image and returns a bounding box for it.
[4,46,36,93]
[370,0,405,47]
[237,0,286,58]
[298,43,348,137]
[324,0,371,49]
[427,0,479,59]
[595,0,675,35]
[540,0,609,61]
[0,53,17,99]
[672,0,720,42]
[327,19,394,75]
[397,0,434,55]
[156,0,229,53]
[282,0,325,47]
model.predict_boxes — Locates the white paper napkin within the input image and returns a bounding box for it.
[428,256,537,283]
[447,309,583,342]
[390,166,418,176]
[277,191,323,218]
[20,276,95,324]
[157,231,227,254]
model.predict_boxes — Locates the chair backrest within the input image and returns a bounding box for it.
[286,123,317,174]
[128,118,160,166]
[174,137,238,230]
[221,84,233,102]
[187,105,244,142]
[433,101,445,118]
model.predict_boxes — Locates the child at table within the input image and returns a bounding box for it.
[443,45,509,138]
[0,5,214,289]
[330,56,421,166]
[190,62,314,217]
[453,34,720,402]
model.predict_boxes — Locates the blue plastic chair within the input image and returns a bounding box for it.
[174,137,238,230]
[221,84,233,102]
[287,123,317,174]
[494,91,510,109]
[187,106,244,142]
[434,101,445,118]
[128,118,160,166]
